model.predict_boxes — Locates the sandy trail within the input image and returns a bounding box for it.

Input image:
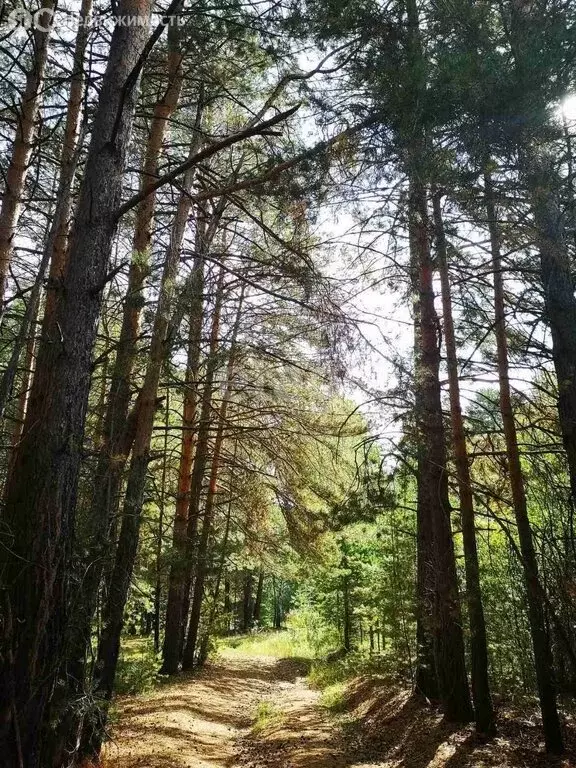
[102,651,576,768]
[102,651,336,768]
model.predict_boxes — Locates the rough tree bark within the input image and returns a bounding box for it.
[485,168,563,754]
[0,2,153,764]
[409,174,473,722]
[79,27,185,624]
[81,142,201,762]
[42,0,93,330]
[160,223,207,674]
[410,186,439,703]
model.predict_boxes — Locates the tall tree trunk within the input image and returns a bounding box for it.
[253,571,264,625]
[410,185,439,703]
[80,147,198,763]
[485,168,563,754]
[177,264,226,664]
[433,192,495,735]
[93,25,184,491]
[242,571,254,633]
[0,0,56,307]
[0,3,152,764]
[160,235,205,674]
[409,175,473,722]
[182,288,243,669]
[155,394,171,653]
[79,32,186,631]
[42,0,93,330]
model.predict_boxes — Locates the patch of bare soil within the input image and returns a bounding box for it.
[102,652,279,768]
[103,652,576,768]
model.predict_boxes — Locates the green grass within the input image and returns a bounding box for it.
[252,700,284,733]
[319,682,347,712]
[308,651,390,690]
[219,630,314,659]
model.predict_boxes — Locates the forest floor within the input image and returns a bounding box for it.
[102,649,576,768]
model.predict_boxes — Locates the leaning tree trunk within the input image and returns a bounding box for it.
[0,0,56,308]
[76,30,186,641]
[80,154,199,763]
[409,175,473,723]
[485,168,563,754]
[0,2,152,764]
[433,192,495,735]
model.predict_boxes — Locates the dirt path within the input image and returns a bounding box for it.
[102,651,341,768]
[102,652,576,768]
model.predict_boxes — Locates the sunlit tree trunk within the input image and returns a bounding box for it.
[242,571,254,633]
[81,31,186,615]
[42,0,93,330]
[253,571,265,625]
[410,186,439,702]
[81,150,199,763]
[433,191,495,735]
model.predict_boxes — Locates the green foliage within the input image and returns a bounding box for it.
[115,639,164,696]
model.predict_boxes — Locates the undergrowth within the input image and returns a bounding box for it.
[220,629,314,659]
[319,682,348,712]
[308,651,392,690]
[115,637,165,695]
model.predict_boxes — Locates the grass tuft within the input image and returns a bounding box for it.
[320,682,347,712]
[252,700,284,733]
